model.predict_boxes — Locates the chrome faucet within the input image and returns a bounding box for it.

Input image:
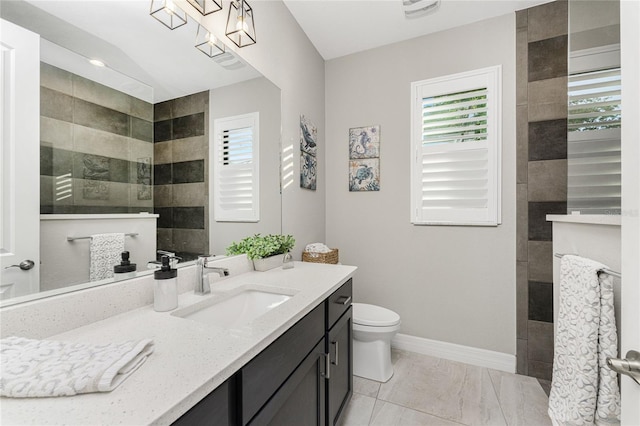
[196,255,229,295]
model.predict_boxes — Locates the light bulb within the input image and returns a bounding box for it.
[207,33,217,45]
[89,59,105,67]
[236,16,249,33]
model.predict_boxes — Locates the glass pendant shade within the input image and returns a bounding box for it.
[150,0,187,30]
[186,0,222,16]
[225,0,256,48]
[195,25,226,58]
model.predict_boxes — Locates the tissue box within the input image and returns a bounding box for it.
[302,248,339,264]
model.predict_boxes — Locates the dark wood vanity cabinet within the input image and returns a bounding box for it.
[172,279,353,426]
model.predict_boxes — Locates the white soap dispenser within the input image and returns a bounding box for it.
[153,255,178,312]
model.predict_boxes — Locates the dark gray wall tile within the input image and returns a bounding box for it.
[172,113,205,140]
[156,228,173,252]
[154,163,172,185]
[131,117,153,142]
[517,339,528,375]
[41,87,73,122]
[528,201,567,240]
[528,35,567,82]
[173,160,205,184]
[173,206,205,229]
[527,0,568,43]
[172,228,208,254]
[74,98,129,137]
[154,119,172,143]
[529,119,567,161]
[109,158,130,183]
[155,207,173,228]
[528,360,553,381]
[528,281,553,322]
[528,160,567,202]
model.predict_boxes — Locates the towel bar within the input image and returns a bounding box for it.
[554,253,621,279]
[67,233,138,242]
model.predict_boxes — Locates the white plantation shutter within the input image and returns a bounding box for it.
[410,66,501,225]
[213,113,259,222]
[568,68,621,214]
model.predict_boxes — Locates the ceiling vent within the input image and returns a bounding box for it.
[402,0,440,18]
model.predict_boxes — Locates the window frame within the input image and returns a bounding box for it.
[410,65,502,226]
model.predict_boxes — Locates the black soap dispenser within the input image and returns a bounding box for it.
[153,255,178,312]
[114,251,137,281]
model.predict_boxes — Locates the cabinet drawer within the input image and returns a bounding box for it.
[172,377,236,426]
[326,279,352,329]
[241,303,325,424]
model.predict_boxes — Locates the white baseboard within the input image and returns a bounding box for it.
[391,333,516,373]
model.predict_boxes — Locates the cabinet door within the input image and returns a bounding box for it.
[327,307,353,426]
[248,339,326,426]
[172,377,236,426]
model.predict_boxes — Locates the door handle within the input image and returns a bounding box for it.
[322,352,331,380]
[607,350,640,385]
[331,341,339,366]
[335,296,351,305]
[3,260,35,271]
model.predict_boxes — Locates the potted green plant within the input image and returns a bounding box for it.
[226,234,295,271]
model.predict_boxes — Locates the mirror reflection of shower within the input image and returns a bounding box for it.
[567,0,621,215]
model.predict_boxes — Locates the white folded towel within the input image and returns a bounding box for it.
[0,336,154,397]
[548,255,620,425]
[305,243,331,254]
[90,233,125,282]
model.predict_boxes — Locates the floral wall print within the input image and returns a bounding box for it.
[82,154,110,200]
[137,157,152,200]
[300,115,317,190]
[349,158,380,191]
[349,125,380,159]
[349,125,380,191]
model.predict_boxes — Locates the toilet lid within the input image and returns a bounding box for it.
[352,303,401,327]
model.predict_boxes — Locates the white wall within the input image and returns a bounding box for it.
[201,1,326,258]
[209,77,282,254]
[325,14,517,354]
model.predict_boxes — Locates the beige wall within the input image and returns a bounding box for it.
[325,14,517,354]
[202,1,327,257]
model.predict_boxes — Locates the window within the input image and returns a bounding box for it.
[410,66,501,226]
[567,62,621,214]
[212,112,259,222]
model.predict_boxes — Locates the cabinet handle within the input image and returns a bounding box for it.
[322,352,331,379]
[331,341,339,366]
[335,296,351,305]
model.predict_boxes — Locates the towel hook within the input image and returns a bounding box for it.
[607,350,640,385]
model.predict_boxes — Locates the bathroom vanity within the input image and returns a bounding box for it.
[0,260,356,425]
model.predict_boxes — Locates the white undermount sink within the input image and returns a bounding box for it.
[172,286,296,329]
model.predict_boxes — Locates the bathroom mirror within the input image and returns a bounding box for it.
[567,0,621,214]
[0,0,282,305]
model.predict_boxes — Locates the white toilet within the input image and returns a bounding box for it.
[352,303,401,382]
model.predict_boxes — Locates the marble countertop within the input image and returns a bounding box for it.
[0,262,357,425]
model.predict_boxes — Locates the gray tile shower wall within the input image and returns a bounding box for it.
[153,91,209,258]
[39,63,154,214]
[516,0,568,381]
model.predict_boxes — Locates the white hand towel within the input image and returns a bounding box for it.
[0,336,154,397]
[90,233,125,282]
[548,255,620,425]
[305,243,331,253]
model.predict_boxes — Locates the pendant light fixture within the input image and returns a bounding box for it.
[195,24,226,58]
[150,0,187,30]
[225,0,256,48]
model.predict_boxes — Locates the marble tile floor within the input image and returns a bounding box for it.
[342,350,551,426]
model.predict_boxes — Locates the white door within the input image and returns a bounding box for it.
[620,1,640,424]
[0,19,40,300]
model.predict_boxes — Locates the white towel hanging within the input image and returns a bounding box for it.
[548,255,620,425]
[90,233,125,282]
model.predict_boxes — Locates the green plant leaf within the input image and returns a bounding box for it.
[226,234,295,259]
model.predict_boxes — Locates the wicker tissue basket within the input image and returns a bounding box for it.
[302,248,339,264]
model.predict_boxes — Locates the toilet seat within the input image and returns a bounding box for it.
[353,303,401,327]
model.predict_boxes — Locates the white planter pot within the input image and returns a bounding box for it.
[252,254,284,272]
